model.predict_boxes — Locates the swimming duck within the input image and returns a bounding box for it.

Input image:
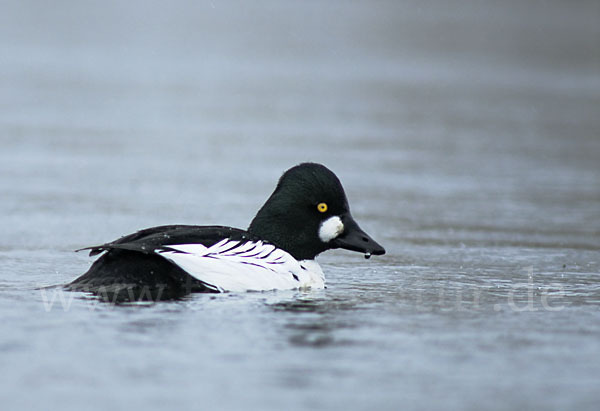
[68,163,385,301]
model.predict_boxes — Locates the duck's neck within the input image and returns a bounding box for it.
[248,209,323,261]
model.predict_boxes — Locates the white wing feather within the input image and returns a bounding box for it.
[155,240,325,292]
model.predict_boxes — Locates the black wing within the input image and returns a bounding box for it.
[77,225,256,256]
[69,225,260,301]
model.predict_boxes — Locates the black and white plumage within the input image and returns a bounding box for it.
[68,163,385,301]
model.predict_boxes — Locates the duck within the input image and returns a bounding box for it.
[67,163,385,302]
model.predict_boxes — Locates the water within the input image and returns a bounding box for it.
[1,0,599,410]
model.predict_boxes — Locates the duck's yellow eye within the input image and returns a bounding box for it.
[317,202,328,213]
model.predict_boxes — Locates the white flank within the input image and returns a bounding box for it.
[155,239,325,292]
[318,216,344,242]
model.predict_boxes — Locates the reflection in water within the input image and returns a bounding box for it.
[269,294,366,348]
[269,295,359,314]
[269,296,345,347]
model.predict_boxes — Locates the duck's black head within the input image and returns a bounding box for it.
[248,163,385,260]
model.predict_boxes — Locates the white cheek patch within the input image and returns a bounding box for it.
[319,216,344,242]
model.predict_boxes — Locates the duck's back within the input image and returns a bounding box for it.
[68,225,255,302]
[68,225,324,302]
